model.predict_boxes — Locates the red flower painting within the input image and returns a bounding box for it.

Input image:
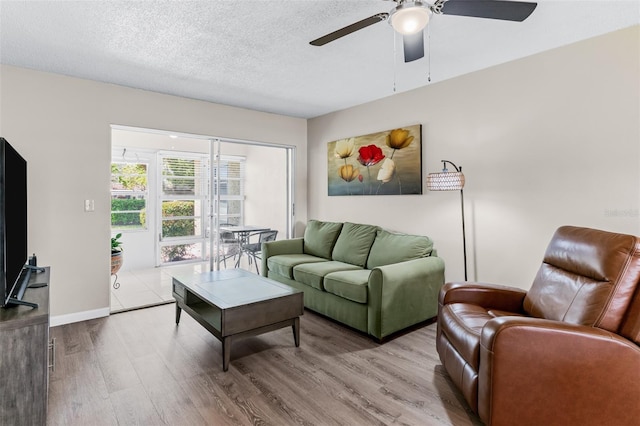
[356,144,386,194]
[357,144,385,167]
[327,124,422,196]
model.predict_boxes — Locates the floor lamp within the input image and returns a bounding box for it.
[426,160,467,281]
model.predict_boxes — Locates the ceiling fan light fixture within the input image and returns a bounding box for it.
[390,1,431,35]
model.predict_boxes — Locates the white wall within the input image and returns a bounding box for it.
[241,144,288,237]
[0,66,307,321]
[307,26,640,288]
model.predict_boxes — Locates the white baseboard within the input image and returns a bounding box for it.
[50,307,110,327]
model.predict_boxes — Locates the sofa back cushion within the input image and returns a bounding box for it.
[331,222,379,267]
[303,220,343,259]
[366,229,433,269]
[524,226,640,334]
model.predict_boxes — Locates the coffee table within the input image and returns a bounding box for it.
[172,268,303,371]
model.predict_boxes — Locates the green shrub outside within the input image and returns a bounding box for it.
[111,199,197,262]
[111,199,146,227]
[139,209,146,228]
[162,201,195,261]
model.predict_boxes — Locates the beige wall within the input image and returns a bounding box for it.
[308,26,640,288]
[0,66,307,321]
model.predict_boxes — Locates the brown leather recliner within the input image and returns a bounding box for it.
[437,226,640,426]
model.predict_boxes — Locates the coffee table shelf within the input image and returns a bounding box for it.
[188,301,222,329]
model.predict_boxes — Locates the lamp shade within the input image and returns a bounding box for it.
[390,2,431,35]
[426,171,465,191]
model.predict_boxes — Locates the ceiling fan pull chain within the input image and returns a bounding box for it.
[393,29,397,93]
[427,23,431,83]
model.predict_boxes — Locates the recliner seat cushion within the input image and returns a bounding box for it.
[267,254,327,279]
[324,269,371,303]
[440,303,523,370]
[367,229,433,269]
[303,220,343,259]
[439,303,490,370]
[331,222,379,267]
[293,261,361,291]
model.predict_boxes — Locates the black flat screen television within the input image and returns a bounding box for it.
[0,137,30,308]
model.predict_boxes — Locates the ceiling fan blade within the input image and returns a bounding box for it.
[441,0,537,22]
[310,13,388,46]
[403,30,424,63]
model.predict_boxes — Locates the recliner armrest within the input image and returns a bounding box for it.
[478,316,640,426]
[439,282,527,313]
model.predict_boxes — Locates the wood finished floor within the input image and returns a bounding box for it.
[48,304,482,426]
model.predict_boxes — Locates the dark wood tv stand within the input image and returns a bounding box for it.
[0,266,51,425]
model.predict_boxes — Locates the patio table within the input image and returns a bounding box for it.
[220,225,270,268]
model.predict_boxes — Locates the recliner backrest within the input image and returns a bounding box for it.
[523,226,640,334]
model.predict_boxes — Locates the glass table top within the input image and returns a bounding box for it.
[171,268,300,309]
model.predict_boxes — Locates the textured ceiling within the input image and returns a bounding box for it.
[1,1,638,119]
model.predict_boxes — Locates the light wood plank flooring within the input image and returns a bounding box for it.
[48,304,482,426]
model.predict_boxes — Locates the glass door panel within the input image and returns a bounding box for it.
[158,153,209,265]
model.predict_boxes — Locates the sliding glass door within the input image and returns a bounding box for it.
[111,127,295,272]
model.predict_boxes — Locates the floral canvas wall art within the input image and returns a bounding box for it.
[328,124,422,196]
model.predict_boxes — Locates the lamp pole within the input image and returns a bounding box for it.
[439,160,468,281]
[458,167,467,281]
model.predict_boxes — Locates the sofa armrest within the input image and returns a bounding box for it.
[367,256,445,340]
[260,238,304,277]
[439,282,527,313]
[478,316,640,426]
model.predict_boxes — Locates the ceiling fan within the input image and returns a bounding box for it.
[310,0,538,63]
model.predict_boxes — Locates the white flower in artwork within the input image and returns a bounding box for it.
[376,158,396,183]
[334,138,356,159]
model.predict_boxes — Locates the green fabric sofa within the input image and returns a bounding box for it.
[261,220,445,340]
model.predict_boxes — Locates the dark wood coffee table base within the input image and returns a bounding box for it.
[218,317,300,371]
[172,269,303,371]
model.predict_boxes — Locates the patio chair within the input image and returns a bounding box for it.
[218,228,240,268]
[243,230,278,274]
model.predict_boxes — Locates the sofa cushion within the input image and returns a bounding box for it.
[367,229,433,269]
[331,222,379,267]
[267,254,328,279]
[303,220,344,259]
[324,269,371,304]
[293,261,361,291]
